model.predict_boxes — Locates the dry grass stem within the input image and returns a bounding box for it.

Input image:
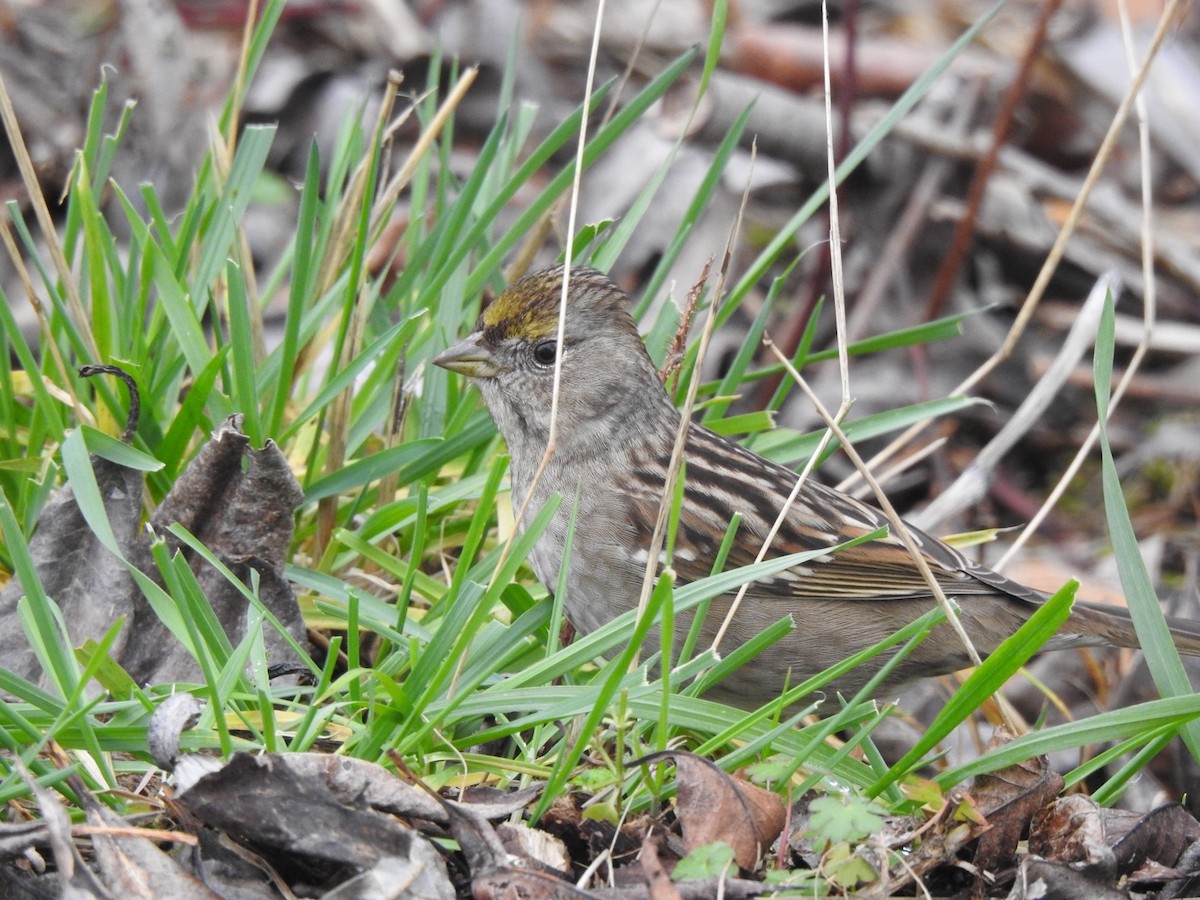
[842,0,1182,494]
[764,339,984,672]
[0,67,96,363]
[481,0,607,621]
[996,0,1161,569]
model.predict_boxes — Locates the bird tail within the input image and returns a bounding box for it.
[1070,600,1200,656]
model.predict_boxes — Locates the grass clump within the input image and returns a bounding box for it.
[1,2,1197,893]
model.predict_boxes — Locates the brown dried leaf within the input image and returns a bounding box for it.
[179,753,454,898]
[1028,794,1116,880]
[81,797,218,900]
[1110,802,1200,873]
[1012,856,1129,900]
[969,729,1064,874]
[0,414,309,691]
[1029,795,1200,882]
[125,415,308,684]
[497,822,570,874]
[0,453,143,688]
[668,752,786,870]
[639,836,682,900]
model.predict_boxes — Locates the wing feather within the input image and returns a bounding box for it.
[621,422,1046,607]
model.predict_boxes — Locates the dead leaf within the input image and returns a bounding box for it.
[1010,856,1129,900]
[1027,794,1116,880]
[639,836,682,900]
[969,729,1064,875]
[0,450,143,689]
[637,751,785,871]
[0,407,310,693]
[1029,794,1200,884]
[1110,802,1200,874]
[125,415,307,684]
[178,752,455,898]
[497,822,570,874]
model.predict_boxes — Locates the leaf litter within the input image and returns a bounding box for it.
[0,367,309,689]
[6,1,1200,894]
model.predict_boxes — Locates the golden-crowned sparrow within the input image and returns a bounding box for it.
[434,265,1200,705]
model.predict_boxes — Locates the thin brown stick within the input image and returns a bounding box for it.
[923,0,1065,321]
[764,338,982,673]
[997,0,1162,568]
[224,0,260,156]
[456,1,610,698]
[71,824,199,846]
[0,68,97,363]
[314,74,404,556]
[842,0,1183,493]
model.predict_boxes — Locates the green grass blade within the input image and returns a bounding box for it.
[1093,289,1200,758]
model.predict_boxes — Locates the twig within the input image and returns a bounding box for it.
[923,0,1065,321]
[996,0,1164,568]
[842,0,1183,494]
[912,273,1117,531]
[763,340,983,673]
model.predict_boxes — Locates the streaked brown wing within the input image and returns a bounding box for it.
[646,422,1044,606]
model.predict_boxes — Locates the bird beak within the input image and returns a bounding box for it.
[433,332,499,378]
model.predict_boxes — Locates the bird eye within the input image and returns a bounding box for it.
[532,340,558,367]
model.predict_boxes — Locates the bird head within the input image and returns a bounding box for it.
[434,266,670,452]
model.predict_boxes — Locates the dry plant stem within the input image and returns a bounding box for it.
[953,0,1175,394]
[844,0,1181,494]
[375,357,408,508]
[638,261,717,648]
[237,225,264,361]
[490,0,723,619]
[508,0,658,284]
[230,1,267,359]
[0,68,97,364]
[455,2,609,703]
[642,171,753,650]
[0,218,84,418]
[486,0,606,573]
[70,825,199,846]
[893,849,935,900]
[601,0,666,128]
[222,0,267,355]
[852,436,948,500]
[224,0,260,155]
[506,209,558,284]
[373,67,476,234]
[317,71,402,297]
[846,85,980,342]
[821,0,850,399]
[297,75,404,385]
[314,77,404,555]
[576,847,611,890]
[657,279,702,385]
[764,338,983,671]
[206,118,264,363]
[997,0,1159,569]
[914,273,1117,531]
[289,76,424,388]
[712,6,858,653]
[923,0,1064,322]
[890,130,1200,294]
[710,373,841,651]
